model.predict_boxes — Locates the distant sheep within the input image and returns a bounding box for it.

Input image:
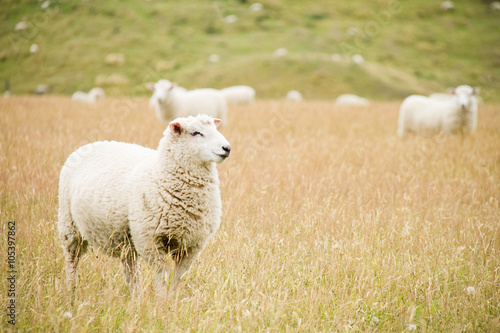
[15,21,27,31]
[57,114,231,295]
[224,15,237,24]
[491,2,500,11]
[250,3,263,12]
[71,87,105,103]
[208,54,220,63]
[148,80,227,124]
[273,48,288,58]
[351,54,364,65]
[335,94,370,106]
[397,85,479,137]
[30,44,39,54]
[221,85,255,105]
[286,90,303,102]
[441,1,454,11]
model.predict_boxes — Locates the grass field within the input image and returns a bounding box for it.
[1,97,499,331]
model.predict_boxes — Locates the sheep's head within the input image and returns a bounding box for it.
[148,80,176,105]
[166,114,231,165]
[448,85,480,110]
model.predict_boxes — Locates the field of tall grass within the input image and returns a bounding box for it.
[1,96,499,331]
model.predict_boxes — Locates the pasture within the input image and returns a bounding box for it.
[1,97,499,331]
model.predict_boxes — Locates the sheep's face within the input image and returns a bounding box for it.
[149,81,175,105]
[449,85,480,110]
[168,115,231,164]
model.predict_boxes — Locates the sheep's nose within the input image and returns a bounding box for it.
[222,145,231,155]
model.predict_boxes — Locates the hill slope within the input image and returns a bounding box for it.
[1,0,499,100]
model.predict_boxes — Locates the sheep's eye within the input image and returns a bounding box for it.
[191,131,203,137]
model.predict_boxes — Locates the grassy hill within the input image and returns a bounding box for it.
[1,0,499,100]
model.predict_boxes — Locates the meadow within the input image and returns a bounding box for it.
[1,96,499,332]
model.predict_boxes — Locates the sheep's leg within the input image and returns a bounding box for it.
[62,235,88,294]
[122,254,140,295]
[171,246,202,293]
[154,264,170,298]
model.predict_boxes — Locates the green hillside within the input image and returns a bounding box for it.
[1,0,499,100]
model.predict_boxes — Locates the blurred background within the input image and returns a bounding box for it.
[1,0,499,100]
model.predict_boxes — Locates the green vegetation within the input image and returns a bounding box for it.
[1,0,499,100]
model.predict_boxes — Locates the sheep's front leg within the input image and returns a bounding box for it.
[171,246,202,293]
[121,254,140,295]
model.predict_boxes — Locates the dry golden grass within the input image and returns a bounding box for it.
[1,96,499,332]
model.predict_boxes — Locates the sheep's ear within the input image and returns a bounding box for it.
[214,119,222,127]
[169,122,182,136]
[168,83,177,91]
[473,87,480,95]
[147,82,156,91]
[447,88,456,95]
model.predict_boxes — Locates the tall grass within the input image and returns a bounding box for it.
[1,97,499,331]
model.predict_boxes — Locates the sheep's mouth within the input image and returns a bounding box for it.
[215,152,230,160]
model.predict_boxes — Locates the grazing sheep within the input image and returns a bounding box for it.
[148,80,227,124]
[15,21,27,31]
[397,85,479,137]
[273,48,288,58]
[221,85,255,105]
[71,87,105,103]
[351,54,364,65]
[57,114,231,295]
[224,15,237,24]
[441,1,454,11]
[335,94,370,106]
[208,54,220,63]
[286,90,303,102]
[30,44,39,54]
[250,3,263,12]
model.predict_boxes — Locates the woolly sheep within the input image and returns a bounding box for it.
[250,3,263,12]
[208,54,220,63]
[286,90,303,102]
[148,80,228,124]
[351,54,364,65]
[273,48,288,58]
[57,114,231,295]
[221,85,256,105]
[224,15,237,24]
[71,87,105,103]
[491,2,500,11]
[397,85,479,137]
[441,1,454,11]
[30,44,39,54]
[335,94,370,106]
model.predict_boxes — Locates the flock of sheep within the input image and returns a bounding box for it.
[59,79,481,297]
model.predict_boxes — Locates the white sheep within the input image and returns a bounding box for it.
[57,114,231,295]
[397,85,479,137]
[224,15,237,24]
[221,85,255,105]
[250,3,263,12]
[148,80,228,124]
[441,1,455,11]
[351,54,364,65]
[273,48,288,58]
[71,87,105,103]
[491,2,500,11]
[335,94,370,106]
[285,90,303,102]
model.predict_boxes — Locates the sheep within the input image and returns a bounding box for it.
[286,90,303,102]
[71,87,105,103]
[208,54,220,63]
[273,48,288,58]
[351,54,364,65]
[57,114,231,296]
[147,80,228,124]
[491,2,500,11]
[220,85,255,105]
[397,85,479,137]
[224,15,237,24]
[30,44,39,54]
[250,3,263,12]
[441,1,454,11]
[335,94,370,106]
